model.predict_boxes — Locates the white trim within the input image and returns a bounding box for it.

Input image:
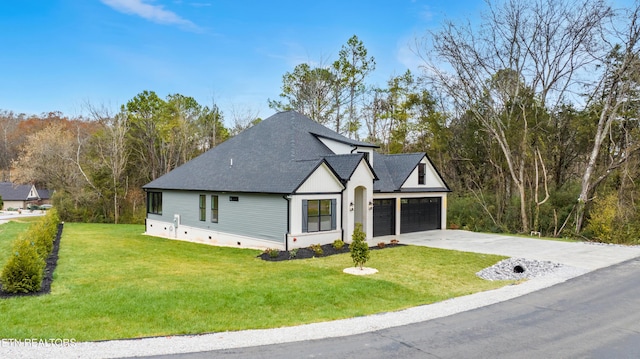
[373,192,448,235]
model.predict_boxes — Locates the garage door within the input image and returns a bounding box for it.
[400,197,441,233]
[373,199,395,237]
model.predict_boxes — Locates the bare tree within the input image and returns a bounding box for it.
[575,4,640,232]
[421,0,612,232]
[87,103,130,224]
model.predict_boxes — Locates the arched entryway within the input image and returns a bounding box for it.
[354,186,367,231]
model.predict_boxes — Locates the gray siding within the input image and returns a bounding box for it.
[158,190,287,243]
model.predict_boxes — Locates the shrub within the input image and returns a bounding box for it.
[349,223,370,269]
[585,193,640,245]
[0,239,45,294]
[377,241,386,248]
[332,239,345,250]
[267,248,280,258]
[289,248,298,259]
[28,209,60,261]
[310,243,323,256]
[390,239,400,245]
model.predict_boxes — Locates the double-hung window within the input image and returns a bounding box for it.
[211,195,218,223]
[418,163,426,185]
[302,199,336,232]
[199,195,206,221]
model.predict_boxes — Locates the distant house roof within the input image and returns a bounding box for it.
[0,182,47,201]
[143,111,449,194]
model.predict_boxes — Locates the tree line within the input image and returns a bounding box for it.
[2,0,639,244]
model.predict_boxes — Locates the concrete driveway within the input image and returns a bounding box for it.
[379,230,640,271]
[0,211,45,225]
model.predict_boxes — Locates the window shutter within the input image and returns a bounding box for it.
[302,200,308,232]
[330,199,336,230]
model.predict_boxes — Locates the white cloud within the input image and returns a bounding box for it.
[100,0,200,31]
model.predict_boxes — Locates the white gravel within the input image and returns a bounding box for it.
[476,257,564,281]
[0,260,588,359]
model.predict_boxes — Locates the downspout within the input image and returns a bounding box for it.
[340,183,347,241]
[283,195,291,251]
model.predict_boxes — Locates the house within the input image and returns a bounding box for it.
[0,182,52,210]
[143,111,450,250]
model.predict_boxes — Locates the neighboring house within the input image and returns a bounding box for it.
[143,111,450,250]
[0,182,52,210]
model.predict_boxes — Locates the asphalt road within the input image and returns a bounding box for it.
[140,257,640,359]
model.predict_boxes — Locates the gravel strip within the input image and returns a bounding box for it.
[0,259,588,359]
[476,257,564,281]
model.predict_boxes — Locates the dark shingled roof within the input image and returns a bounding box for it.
[0,182,38,200]
[372,152,451,192]
[324,154,378,182]
[144,111,450,194]
[144,111,376,194]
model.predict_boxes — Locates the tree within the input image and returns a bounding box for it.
[349,223,370,270]
[268,63,336,125]
[422,0,612,233]
[197,102,228,151]
[332,35,376,137]
[88,105,130,224]
[269,36,375,137]
[575,5,640,232]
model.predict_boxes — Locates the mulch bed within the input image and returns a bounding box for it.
[0,223,64,298]
[258,241,404,261]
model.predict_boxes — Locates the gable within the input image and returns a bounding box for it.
[401,157,448,189]
[294,162,344,193]
[373,152,450,193]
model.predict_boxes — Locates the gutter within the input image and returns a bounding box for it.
[283,195,291,251]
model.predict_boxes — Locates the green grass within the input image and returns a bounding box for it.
[0,223,511,342]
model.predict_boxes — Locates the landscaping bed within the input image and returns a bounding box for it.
[258,242,404,261]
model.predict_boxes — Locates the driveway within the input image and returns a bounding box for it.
[382,230,640,271]
[0,211,46,225]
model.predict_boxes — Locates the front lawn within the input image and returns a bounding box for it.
[0,223,510,341]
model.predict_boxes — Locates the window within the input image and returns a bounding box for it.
[199,195,206,221]
[303,199,336,232]
[211,195,218,223]
[147,191,162,215]
[357,151,370,163]
[418,163,426,185]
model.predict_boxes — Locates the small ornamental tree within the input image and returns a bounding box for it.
[349,223,370,269]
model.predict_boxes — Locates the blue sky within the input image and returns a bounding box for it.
[0,0,489,122]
